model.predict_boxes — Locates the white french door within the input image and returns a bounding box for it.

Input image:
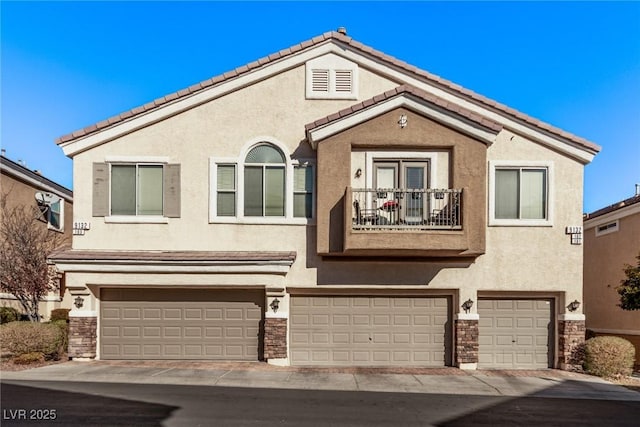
[374,161,429,224]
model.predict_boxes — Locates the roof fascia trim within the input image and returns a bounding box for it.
[308,95,499,148]
[584,202,640,229]
[334,47,598,163]
[59,37,596,163]
[0,162,73,202]
[59,41,340,157]
[52,259,293,275]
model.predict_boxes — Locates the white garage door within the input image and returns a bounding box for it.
[100,288,263,360]
[478,298,553,369]
[290,295,451,366]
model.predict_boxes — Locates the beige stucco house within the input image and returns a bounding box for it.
[51,30,600,369]
[1,153,73,318]
[584,190,640,365]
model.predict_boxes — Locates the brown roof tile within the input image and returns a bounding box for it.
[56,30,599,153]
[584,194,640,220]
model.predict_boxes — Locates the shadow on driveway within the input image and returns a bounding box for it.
[437,379,640,426]
[1,383,178,426]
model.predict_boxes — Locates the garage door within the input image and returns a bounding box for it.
[290,296,451,366]
[100,288,263,360]
[478,299,553,369]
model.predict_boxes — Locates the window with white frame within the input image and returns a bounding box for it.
[294,164,313,218]
[244,144,286,217]
[111,164,163,215]
[210,143,314,222]
[489,161,553,226]
[48,199,63,231]
[217,164,236,217]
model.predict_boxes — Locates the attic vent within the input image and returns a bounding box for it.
[311,69,330,92]
[334,70,353,93]
[305,54,358,100]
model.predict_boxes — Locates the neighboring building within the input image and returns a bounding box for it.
[0,153,73,318]
[584,189,640,365]
[50,30,600,369]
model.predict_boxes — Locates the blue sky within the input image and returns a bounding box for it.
[1,1,638,213]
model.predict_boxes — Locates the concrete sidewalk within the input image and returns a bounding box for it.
[2,361,639,401]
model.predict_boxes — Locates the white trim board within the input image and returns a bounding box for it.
[58,41,597,163]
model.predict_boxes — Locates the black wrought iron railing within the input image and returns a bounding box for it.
[351,188,462,230]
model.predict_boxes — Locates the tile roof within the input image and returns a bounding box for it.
[584,194,640,220]
[56,30,600,154]
[49,249,297,263]
[304,84,503,134]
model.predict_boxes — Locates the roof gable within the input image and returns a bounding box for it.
[305,85,502,147]
[56,30,600,162]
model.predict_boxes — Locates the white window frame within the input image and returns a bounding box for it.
[46,199,64,233]
[305,54,358,100]
[595,220,619,237]
[104,156,169,224]
[364,151,440,190]
[209,138,315,224]
[488,160,554,227]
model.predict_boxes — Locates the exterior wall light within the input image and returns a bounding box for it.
[567,300,580,312]
[74,296,84,309]
[270,298,280,313]
[355,168,362,178]
[461,299,474,313]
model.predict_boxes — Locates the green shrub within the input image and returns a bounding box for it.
[50,320,69,354]
[583,336,635,378]
[50,308,70,322]
[0,307,20,324]
[13,352,45,365]
[0,321,65,360]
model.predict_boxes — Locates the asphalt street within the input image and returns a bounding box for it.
[2,379,640,427]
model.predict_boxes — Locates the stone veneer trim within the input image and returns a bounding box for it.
[264,317,287,360]
[558,319,586,370]
[68,317,97,359]
[455,319,479,366]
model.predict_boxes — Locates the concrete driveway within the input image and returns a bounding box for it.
[2,361,638,401]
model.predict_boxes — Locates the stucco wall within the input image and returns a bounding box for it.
[64,58,585,316]
[584,210,640,333]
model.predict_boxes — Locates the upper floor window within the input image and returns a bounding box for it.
[210,141,314,223]
[111,164,163,215]
[489,161,553,226]
[92,160,180,221]
[36,192,64,232]
[48,199,63,231]
[244,144,286,217]
[306,54,358,100]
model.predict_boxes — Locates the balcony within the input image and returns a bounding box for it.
[351,188,462,231]
[339,187,482,258]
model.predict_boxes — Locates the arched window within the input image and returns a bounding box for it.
[244,144,286,216]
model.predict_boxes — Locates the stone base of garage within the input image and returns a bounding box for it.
[69,316,97,359]
[455,318,479,369]
[558,319,586,370]
[264,317,287,360]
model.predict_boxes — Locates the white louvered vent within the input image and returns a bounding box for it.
[311,69,330,92]
[334,70,353,93]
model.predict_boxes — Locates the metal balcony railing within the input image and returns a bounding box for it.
[351,188,462,230]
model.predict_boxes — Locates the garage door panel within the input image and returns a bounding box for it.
[100,289,263,360]
[290,296,451,367]
[479,298,552,369]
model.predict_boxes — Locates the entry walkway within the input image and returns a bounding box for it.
[2,361,638,401]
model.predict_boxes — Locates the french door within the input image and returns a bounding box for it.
[374,161,429,224]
